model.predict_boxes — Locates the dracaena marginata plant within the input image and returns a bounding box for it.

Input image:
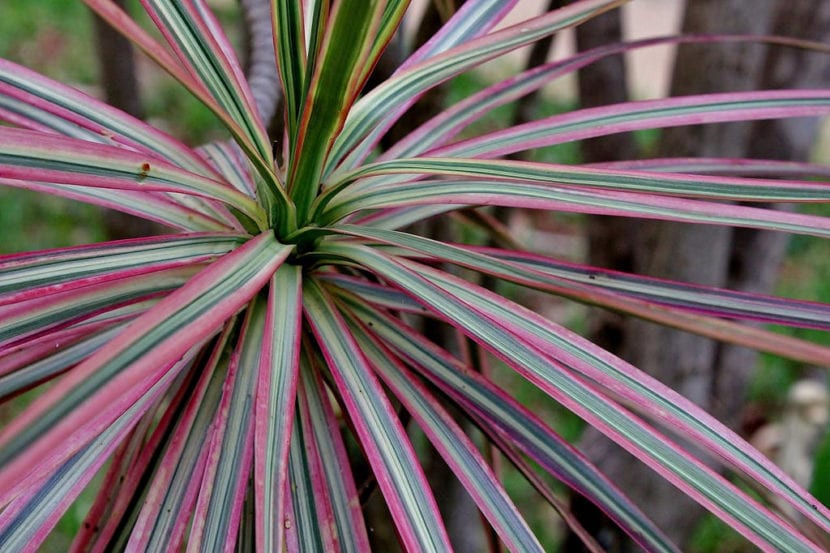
[2,0,830,551]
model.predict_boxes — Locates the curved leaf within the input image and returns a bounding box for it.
[432,90,830,159]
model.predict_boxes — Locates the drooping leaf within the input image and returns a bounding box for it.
[253,265,303,553]
[322,242,827,552]
[303,278,453,552]
[335,288,677,552]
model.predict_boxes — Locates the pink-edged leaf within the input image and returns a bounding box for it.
[328,0,624,173]
[0,233,291,505]
[323,242,826,552]
[384,33,830,160]
[286,404,332,553]
[124,325,236,553]
[335,289,677,552]
[0,304,148,384]
[302,278,453,552]
[0,58,218,176]
[297,349,372,552]
[0,127,264,225]
[0,177,231,232]
[0,266,197,353]
[287,0,386,219]
[0,324,124,401]
[253,265,303,553]
[0,365,179,552]
[346,316,545,553]
[187,301,265,553]
[320,274,428,314]
[318,177,830,240]
[330,226,830,365]
[137,0,271,162]
[589,157,830,179]
[398,0,518,72]
[81,0,292,227]
[355,205,456,230]
[431,90,830,159]
[272,0,310,146]
[481,245,830,330]
[198,141,258,196]
[0,233,244,303]
[326,156,830,205]
[69,360,201,553]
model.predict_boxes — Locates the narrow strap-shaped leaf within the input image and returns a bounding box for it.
[327,0,624,174]
[346,316,545,553]
[0,127,265,227]
[336,226,830,327]
[303,278,453,552]
[137,0,271,163]
[0,233,291,501]
[590,157,830,179]
[329,226,830,365]
[188,300,266,553]
[198,141,258,196]
[326,157,830,207]
[0,234,244,301]
[0,266,197,352]
[78,0,241,147]
[318,177,830,240]
[398,0,517,72]
[1,178,231,232]
[272,0,309,144]
[0,58,217,176]
[0,325,123,401]
[126,325,235,553]
[482,245,830,330]
[286,405,329,553]
[0,366,178,552]
[334,290,678,553]
[298,351,372,552]
[410,268,830,538]
[431,89,830,159]
[81,0,294,231]
[288,0,385,221]
[323,243,826,552]
[320,274,427,314]
[1,307,146,383]
[384,33,830,160]
[358,205,456,230]
[67,361,198,553]
[254,265,303,553]
[337,0,509,165]
[302,0,329,75]
[360,1,409,89]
